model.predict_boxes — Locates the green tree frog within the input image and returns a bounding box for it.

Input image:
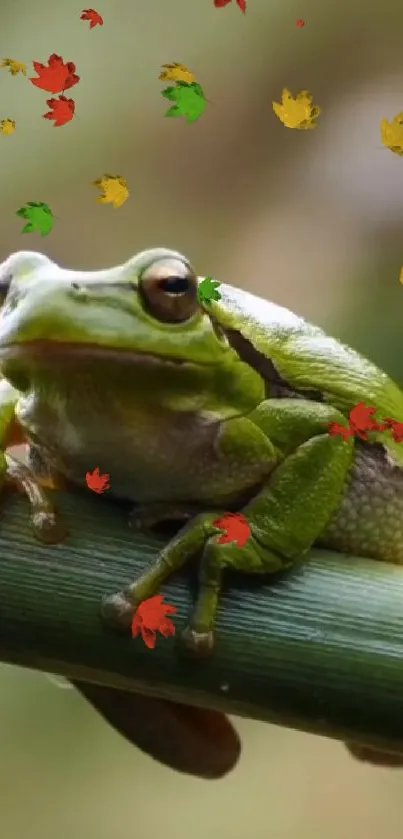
[0,248,402,660]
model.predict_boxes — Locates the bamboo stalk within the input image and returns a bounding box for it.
[0,487,403,753]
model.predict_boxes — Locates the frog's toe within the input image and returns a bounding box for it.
[181,626,214,658]
[101,591,135,632]
[32,511,67,544]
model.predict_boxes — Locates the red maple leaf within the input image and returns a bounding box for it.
[212,512,251,548]
[80,8,104,28]
[43,96,75,127]
[296,19,306,27]
[348,402,383,440]
[132,595,177,649]
[85,467,110,494]
[328,422,353,441]
[381,418,403,443]
[214,0,246,12]
[30,54,80,94]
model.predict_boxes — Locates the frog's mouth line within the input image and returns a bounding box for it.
[0,340,210,369]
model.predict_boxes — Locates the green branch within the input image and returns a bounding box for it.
[1,488,403,753]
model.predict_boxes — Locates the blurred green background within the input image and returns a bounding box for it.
[1,0,403,836]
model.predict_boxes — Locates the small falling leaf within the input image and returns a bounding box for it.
[214,0,246,12]
[132,596,177,649]
[381,113,403,156]
[159,63,196,84]
[272,88,321,129]
[212,513,252,548]
[296,19,306,27]
[43,96,75,127]
[0,58,27,76]
[0,119,16,135]
[80,8,104,28]
[93,174,129,208]
[86,467,111,493]
[162,81,207,124]
[16,202,55,237]
[30,53,80,94]
[198,277,222,306]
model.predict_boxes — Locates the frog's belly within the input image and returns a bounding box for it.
[18,393,258,506]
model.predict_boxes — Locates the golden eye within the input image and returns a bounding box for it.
[139,257,199,323]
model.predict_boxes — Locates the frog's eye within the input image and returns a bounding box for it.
[139,258,199,323]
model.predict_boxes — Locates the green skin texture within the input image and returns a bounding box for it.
[0,248,403,657]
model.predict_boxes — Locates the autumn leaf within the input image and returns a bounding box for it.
[296,19,306,27]
[381,418,403,443]
[93,174,129,208]
[198,277,222,306]
[162,81,206,124]
[86,467,110,493]
[348,402,384,440]
[132,595,177,650]
[214,0,246,12]
[212,513,252,548]
[43,96,75,127]
[272,88,321,129]
[328,422,353,442]
[0,119,16,135]
[0,58,27,76]
[16,202,55,237]
[159,63,197,84]
[328,402,391,443]
[381,112,403,156]
[30,54,80,94]
[80,8,104,28]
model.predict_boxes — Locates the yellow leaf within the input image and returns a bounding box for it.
[399,266,403,285]
[159,63,197,84]
[0,119,15,135]
[0,58,27,76]
[272,88,321,130]
[93,174,129,209]
[381,114,403,156]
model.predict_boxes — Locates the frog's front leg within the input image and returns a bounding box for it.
[0,379,65,543]
[102,400,355,656]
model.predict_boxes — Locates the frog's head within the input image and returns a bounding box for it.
[0,249,264,414]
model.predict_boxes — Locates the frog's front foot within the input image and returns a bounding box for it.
[5,453,67,544]
[181,626,214,658]
[101,589,136,632]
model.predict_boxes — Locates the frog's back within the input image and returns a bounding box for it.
[211,282,403,464]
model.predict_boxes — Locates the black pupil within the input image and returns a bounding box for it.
[159,276,189,295]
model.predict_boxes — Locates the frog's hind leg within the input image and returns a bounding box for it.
[182,429,355,656]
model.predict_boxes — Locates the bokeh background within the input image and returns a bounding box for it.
[1,0,403,836]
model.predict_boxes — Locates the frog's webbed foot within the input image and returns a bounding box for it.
[101,590,134,631]
[4,453,67,544]
[181,627,214,658]
[129,502,203,533]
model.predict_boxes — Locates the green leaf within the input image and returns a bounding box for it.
[161,86,178,102]
[162,82,206,124]
[16,202,55,237]
[197,277,222,306]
